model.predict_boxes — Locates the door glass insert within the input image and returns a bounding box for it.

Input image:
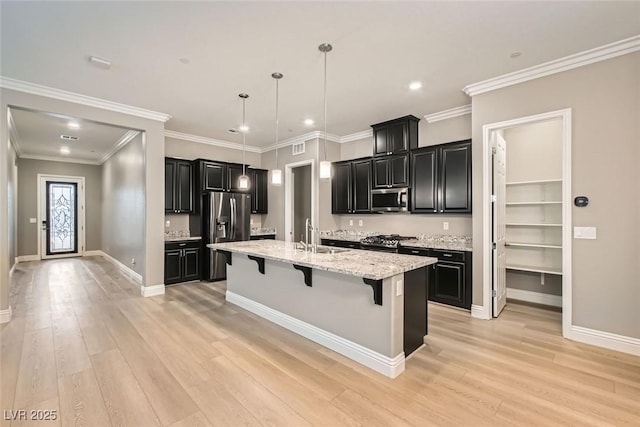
[47,182,77,254]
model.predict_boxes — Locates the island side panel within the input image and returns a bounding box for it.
[226,255,404,358]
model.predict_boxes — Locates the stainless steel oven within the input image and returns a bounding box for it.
[371,187,409,212]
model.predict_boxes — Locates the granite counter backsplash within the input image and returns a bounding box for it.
[251,227,276,236]
[402,234,472,252]
[319,230,380,242]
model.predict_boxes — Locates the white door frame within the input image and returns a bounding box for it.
[284,159,317,243]
[481,108,572,337]
[38,174,86,260]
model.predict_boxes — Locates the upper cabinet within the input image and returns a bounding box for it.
[165,158,193,213]
[371,115,420,157]
[332,158,371,214]
[250,168,268,214]
[198,160,250,193]
[411,140,472,214]
[372,154,409,189]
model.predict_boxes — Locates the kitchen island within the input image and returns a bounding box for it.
[207,240,437,377]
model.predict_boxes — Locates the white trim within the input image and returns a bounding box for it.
[20,154,101,165]
[165,130,262,153]
[339,129,373,143]
[471,304,490,320]
[261,131,341,153]
[140,284,166,297]
[17,255,39,262]
[83,250,102,256]
[424,105,472,123]
[37,174,86,260]
[0,306,12,324]
[568,326,640,356]
[226,291,405,378]
[284,159,317,243]
[7,109,23,156]
[99,130,140,164]
[463,35,640,96]
[98,250,143,284]
[481,109,572,339]
[0,76,172,122]
[506,288,562,308]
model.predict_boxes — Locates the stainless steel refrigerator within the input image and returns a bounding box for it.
[202,192,251,281]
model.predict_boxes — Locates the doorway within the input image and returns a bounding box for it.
[284,159,317,243]
[483,109,572,337]
[38,174,85,259]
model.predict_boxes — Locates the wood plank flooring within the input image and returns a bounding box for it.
[2,256,639,426]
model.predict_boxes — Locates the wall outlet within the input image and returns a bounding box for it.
[396,279,404,296]
[165,220,170,228]
[540,274,545,285]
[443,221,449,231]
[358,220,363,227]
[29,217,37,224]
[250,218,254,225]
[349,219,353,226]
[131,258,136,265]
[574,226,596,239]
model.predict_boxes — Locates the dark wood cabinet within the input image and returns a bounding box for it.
[164,240,201,285]
[249,168,268,214]
[227,164,250,193]
[372,154,409,189]
[320,238,361,249]
[201,161,226,191]
[411,140,471,214]
[250,234,276,240]
[331,158,371,214]
[165,158,193,213]
[371,115,419,157]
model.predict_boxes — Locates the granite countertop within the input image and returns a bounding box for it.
[401,236,473,252]
[207,240,436,280]
[251,227,276,236]
[319,230,379,242]
[165,236,202,242]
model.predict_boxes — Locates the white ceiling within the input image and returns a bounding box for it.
[2,1,639,152]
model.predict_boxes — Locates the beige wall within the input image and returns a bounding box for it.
[165,137,261,166]
[1,87,166,297]
[102,133,145,276]
[472,52,640,338]
[16,159,103,256]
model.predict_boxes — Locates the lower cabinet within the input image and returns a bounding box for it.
[250,234,276,240]
[320,238,361,249]
[398,247,472,310]
[165,240,201,285]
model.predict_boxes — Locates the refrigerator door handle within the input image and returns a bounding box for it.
[230,197,236,240]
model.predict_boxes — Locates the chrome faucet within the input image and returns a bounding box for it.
[298,218,317,252]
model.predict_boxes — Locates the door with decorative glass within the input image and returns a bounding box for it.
[39,175,85,259]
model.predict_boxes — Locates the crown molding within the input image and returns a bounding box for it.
[339,129,373,143]
[19,154,101,165]
[424,104,472,123]
[0,76,172,122]
[7,109,23,156]
[99,130,141,164]
[261,131,341,153]
[463,35,640,97]
[164,130,262,153]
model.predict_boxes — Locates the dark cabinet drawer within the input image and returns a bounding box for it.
[431,249,465,263]
[165,240,201,251]
[398,247,430,257]
[320,239,360,249]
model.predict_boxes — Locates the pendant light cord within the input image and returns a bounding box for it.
[242,97,246,175]
[275,78,279,169]
[322,49,328,161]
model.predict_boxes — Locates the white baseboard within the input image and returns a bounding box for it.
[568,325,640,356]
[507,288,562,308]
[140,284,165,297]
[17,254,40,262]
[0,306,12,324]
[83,250,102,256]
[471,304,491,320]
[98,250,143,284]
[226,291,405,378]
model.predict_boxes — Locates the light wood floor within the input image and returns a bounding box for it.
[2,257,639,426]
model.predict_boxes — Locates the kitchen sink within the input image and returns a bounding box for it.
[295,244,350,254]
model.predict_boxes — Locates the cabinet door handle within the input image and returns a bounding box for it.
[179,243,186,247]
[440,209,443,212]
[442,253,453,257]
[411,250,420,254]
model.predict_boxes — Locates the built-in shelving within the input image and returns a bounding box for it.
[506,264,562,275]
[506,201,562,206]
[506,223,562,227]
[506,242,562,249]
[506,179,562,186]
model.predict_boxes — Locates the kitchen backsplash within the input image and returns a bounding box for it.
[165,212,263,237]
[338,214,472,237]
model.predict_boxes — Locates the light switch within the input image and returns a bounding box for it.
[396,279,403,296]
[349,219,353,226]
[165,220,170,228]
[358,220,363,227]
[574,226,596,239]
[443,222,449,231]
[29,217,37,224]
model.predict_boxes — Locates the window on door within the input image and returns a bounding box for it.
[46,181,78,255]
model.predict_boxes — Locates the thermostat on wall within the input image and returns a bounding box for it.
[574,196,589,207]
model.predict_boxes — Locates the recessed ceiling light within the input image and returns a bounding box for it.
[409,81,422,90]
[60,146,70,155]
[60,135,79,141]
[510,51,522,58]
[304,118,314,126]
[88,55,111,69]
[239,125,250,133]
[68,121,80,130]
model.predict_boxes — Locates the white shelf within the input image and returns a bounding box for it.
[506,179,562,186]
[506,201,562,206]
[506,223,562,227]
[506,242,562,249]
[506,264,562,275]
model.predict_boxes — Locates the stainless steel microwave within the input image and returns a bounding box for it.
[371,187,409,212]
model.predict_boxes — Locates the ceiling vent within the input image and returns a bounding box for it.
[227,129,239,134]
[292,141,305,155]
[60,135,79,141]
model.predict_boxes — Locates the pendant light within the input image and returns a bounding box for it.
[238,93,250,190]
[318,43,332,179]
[271,72,283,185]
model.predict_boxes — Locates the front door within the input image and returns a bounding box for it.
[39,175,85,259]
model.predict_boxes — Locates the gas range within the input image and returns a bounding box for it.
[360,234,415,252]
